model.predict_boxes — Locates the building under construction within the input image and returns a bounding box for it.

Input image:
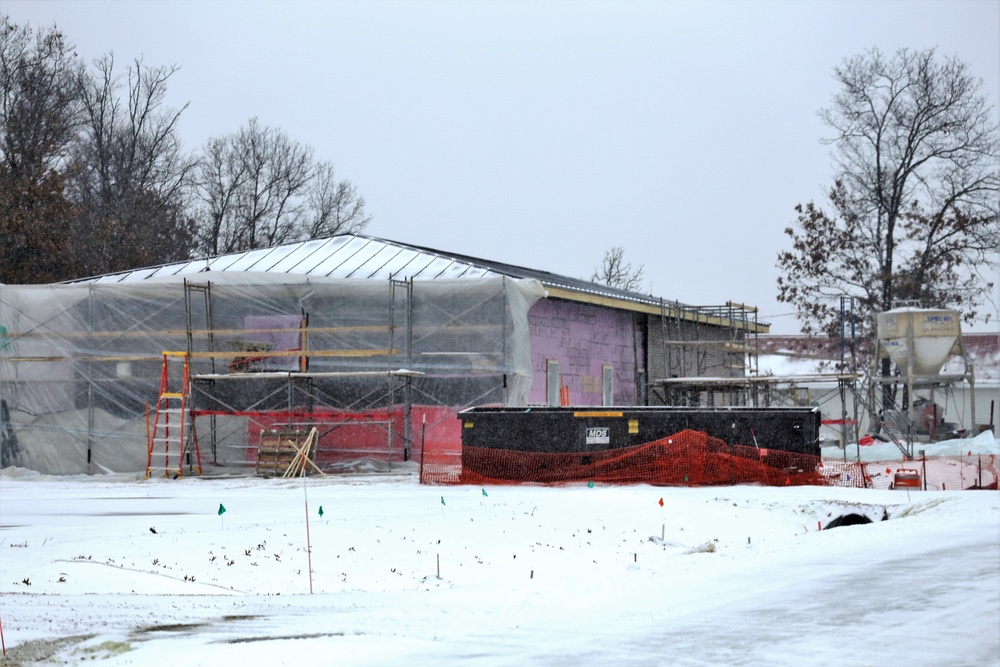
[0,234,771,477]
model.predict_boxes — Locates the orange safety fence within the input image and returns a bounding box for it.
[820,454,998,491]
[420,427,999,490]
[449,429,825,486]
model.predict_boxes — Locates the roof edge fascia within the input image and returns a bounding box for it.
[543,286,770,333]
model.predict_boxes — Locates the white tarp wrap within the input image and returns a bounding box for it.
[0,275,545,474]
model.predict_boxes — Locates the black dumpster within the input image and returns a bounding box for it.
[458,406,821,457]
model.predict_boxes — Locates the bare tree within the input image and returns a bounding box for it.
[593,246,645,292]
[198,118,312,254]
[0,17,82,283]
[68,53,198,276]
[231,118,312,250]
[2,16,371,281]
[195,118,312,254]
[195,134,248,256]
[305,160,372,238]
[195,119,371,255]
[777,47,999,339]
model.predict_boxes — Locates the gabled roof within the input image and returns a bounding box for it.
[72,233,767,332]
[78,234,495,284]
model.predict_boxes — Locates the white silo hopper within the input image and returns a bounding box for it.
[876,308,962,376]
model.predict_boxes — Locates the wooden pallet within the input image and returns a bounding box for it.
[255,428,320,477]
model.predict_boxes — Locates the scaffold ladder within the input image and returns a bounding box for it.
[147,352,202,478]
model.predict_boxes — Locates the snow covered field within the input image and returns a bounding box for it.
[1,464,998,666]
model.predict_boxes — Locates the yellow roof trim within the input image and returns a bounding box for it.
[543,287,770,333]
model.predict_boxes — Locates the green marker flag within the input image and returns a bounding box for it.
[482,488,488,497]
[218,503,227,516]
[587,481,594,488]
[318,505,324,517]
[441,496,446,506]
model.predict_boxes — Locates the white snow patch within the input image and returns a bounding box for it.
[0,470,997,666]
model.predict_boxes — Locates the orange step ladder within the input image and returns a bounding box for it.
[147,352,202,478]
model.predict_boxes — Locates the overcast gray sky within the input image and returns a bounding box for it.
[4,0,999,333]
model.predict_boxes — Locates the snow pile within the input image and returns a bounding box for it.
[1,471,998,666]
[822,429,1000,462]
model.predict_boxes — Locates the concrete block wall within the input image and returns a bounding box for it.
[526,298,643,406]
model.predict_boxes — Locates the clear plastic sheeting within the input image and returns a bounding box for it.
[0,274,545,475]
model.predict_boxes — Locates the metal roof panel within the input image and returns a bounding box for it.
[205,252,250,273]
[366,247,422,279]
[270,237,348,274]
[222,247,288,272]
[63,233,767,332]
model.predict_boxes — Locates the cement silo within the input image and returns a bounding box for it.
[876,308,963,376]
[875,307,975,450]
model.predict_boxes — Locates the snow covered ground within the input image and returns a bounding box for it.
[1,462,998,666]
